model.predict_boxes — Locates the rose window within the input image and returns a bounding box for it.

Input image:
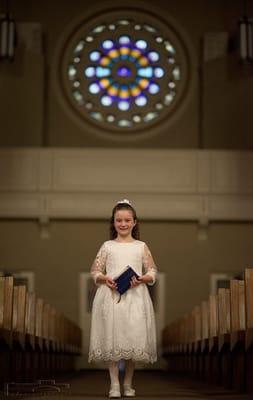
[60,9,190,135]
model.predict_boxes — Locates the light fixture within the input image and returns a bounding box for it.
[0,0,17,61]
[239,0,253,63]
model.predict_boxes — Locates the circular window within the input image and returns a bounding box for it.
[60,8,190,135]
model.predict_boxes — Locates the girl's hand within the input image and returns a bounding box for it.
[105,276,117,291]
[130,275,143,288]
[130,275,151,288]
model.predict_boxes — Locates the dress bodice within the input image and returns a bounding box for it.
[91,239,157,285]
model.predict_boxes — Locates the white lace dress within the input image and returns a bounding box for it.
[88,239,157,364]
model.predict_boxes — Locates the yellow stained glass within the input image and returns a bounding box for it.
[100,56,111,66]
[107,49,120,59]
[108,86,119,96]
[130,49,141,59]
[130,86,141,97]
[138,79,149,89]
[100,78,111,89]
[119,47,130,56]
[138,56,148,66]
[119,88,130,99]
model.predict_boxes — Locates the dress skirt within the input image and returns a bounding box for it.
[88,282,157,363]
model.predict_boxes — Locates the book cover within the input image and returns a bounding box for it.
[114,266,140,303]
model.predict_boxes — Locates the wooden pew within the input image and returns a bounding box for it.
[200,300,209,380]
[230,279,246,392]
[217,288,231,388]
[24,292,36,382]
[192,305,201,377]
[49,306,57,375]
[0,276,14,385]
[11,285,27,382]
[245,268,253,393]
[162,269,253,395]
[41,302,51,378]
[208,294,219,384]
[0,275,82,394]
[34,298,44,379]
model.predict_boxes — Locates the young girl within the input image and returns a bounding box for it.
[88,199,157,398]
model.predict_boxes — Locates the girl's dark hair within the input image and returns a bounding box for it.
[110,203,140,240]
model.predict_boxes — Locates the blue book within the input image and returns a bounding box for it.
[114,266,140,303]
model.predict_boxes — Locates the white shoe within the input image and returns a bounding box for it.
[123,385,135,397]
[109,384,121,398]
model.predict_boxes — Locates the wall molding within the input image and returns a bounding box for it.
[0,148,253,222]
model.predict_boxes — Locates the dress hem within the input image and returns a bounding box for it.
[88,350,157,364]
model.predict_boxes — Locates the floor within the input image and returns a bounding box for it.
[3,370,252,400]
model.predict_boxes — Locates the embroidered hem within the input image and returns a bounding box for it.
[88,348,157,364]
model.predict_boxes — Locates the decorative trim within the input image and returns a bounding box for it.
[0,148,253,222]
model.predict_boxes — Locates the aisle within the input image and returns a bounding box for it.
[18,370,252,400]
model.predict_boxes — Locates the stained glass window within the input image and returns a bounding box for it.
[61,9,189,134]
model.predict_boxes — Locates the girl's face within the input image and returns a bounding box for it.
[114,209,136,238]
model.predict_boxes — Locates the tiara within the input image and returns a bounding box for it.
[116,199,132,206]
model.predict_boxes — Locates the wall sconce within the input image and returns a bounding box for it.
[239,0,253,63]
[239,16,253,63]
[0,0,17,61]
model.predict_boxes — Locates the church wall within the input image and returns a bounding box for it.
[0,219,252,325]
[0,0,252,148]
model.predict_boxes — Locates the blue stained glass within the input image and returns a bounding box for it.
[96,67,111,78]
[118,20,130,25]
[155,37,163,43]
[118,100,130,111]
[92,25,106,34]
[118,119,132,127]
[164,93,175,105]
[173,66,180,80]
[91,111,103,121]
[117,66,132,77]
[137,67,153,78]
[74,40,85,53]
[156,103,163,110]
[154,67,164,78]
[90,51,101,62]
[73,80,80,88]
[73,90,83,104]
[107,115,115,122]
[135,95,147,107]
[101,95,113,106]
[120,55,129,61]
[89,82,100,94]
[144,24,156,33]
[149,83,160,94]
[133,115,141,123]
[148,51,159,62]
[135,40,148,50]
[118,36,131,45]
[85,66,96,78]
[102,40,114,50]
[164,41,175,54]
[68,65,77,80]
[144,111,158,122]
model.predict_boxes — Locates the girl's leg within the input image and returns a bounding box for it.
[123,359,135,387]
[107,360,120,387]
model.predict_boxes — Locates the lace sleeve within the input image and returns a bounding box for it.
[143,243,157,286]
[90,242,107,286]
